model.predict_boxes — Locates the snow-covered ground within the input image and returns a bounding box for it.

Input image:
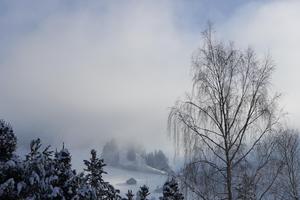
[104,166,168,199]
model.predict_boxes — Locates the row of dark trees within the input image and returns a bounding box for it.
[168,24,300,199]
[144,150,170,172]
[102,139,170,172]
[177,128,300,200]
[0,120,183,200]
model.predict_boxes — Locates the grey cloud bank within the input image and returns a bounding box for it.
[0,0,300,161]
[0,1,195,152]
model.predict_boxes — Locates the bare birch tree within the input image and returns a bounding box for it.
[274,129,300,200]
[168,25,280,200]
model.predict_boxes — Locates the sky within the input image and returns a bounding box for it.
[0,0,299,164]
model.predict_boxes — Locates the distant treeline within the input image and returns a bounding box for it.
[102,139,171,172]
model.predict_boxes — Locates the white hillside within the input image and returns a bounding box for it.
[118,151,167,175]
[104,166,167,199]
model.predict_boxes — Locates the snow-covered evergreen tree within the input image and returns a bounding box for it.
[23,138,58,199]
[137,185,150,200]
[73,172,97,200]
[125,190,134,200]
[102,139,120,166]
[84,149,107,199]
[75,186,96,200]
[106,184,121,200]
[0,120,25,200]
[53,146,78,199]
[0,120,16,161]
[84,149,121,200]
[126,147,137,162]
[160,178,183,200]
[0,154,26,199]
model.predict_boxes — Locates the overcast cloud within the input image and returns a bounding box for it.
[0,0,299,164]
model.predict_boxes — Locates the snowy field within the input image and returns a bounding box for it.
[104,166,168,199]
